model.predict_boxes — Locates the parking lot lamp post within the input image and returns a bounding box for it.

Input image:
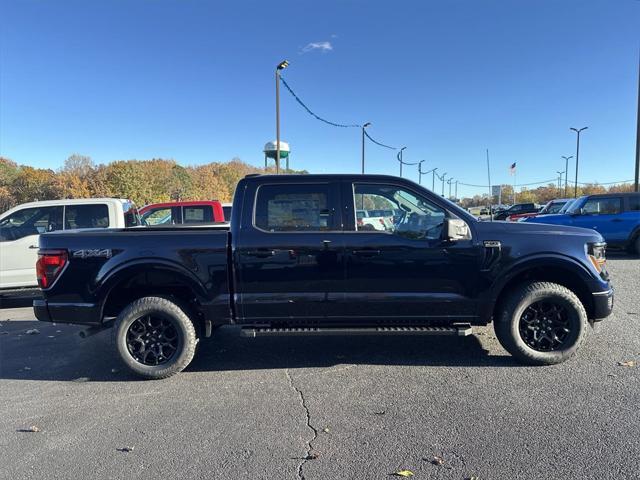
[570,127,588,198]
[447,177,453,199]
[361,122,371,174]
[397,147,407,177]
[431,168,438,191]
[455,180,458,200]
[556,171,565,194]
[418,160,426,184]
[440,172,447,196]
[561,155,573,196]
[275,60,289,174]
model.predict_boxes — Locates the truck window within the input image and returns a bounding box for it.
[354,183,446,240]
[628,195,640,211]
[183,206,213,223]
[142,207,174,225]
[255,184,334,232]
[64,204,109,229]
[582,198,622,215]
[0,206,63,241]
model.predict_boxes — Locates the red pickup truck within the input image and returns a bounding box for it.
[140,201,225,226]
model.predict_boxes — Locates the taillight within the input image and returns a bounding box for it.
[36,250,68,289]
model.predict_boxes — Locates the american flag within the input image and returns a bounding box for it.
[509,162,516,175]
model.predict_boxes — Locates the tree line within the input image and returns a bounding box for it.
[459,182,636,208]
[0,155,306,212]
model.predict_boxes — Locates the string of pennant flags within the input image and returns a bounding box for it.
[278,75,634,191]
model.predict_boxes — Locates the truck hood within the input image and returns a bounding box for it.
[474,218,602,241]
[521,213,570,225]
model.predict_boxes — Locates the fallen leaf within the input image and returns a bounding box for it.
[322,427,330,433]
[117,446,134,452]
[374,410,386,415]
[466,477,480,480]
[617,361,636,367]
[25,329,40,335]
[393,470,414,477]
[305,452,319,460]
[431,456,445,466]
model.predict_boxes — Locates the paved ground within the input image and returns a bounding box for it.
[1,255,639,480]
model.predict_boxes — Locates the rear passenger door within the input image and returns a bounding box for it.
[234,181,345,323]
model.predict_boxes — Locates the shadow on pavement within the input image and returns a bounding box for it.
[0,318,519,383]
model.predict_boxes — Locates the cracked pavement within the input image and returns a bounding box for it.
[1,254,639,479]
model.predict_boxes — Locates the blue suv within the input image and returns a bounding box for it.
[524,192,640,254]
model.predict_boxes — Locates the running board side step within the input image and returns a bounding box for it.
[240,324,472,338]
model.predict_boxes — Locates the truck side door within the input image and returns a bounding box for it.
[234,180,345,323]
[341,181,482,322]
[571,196,626,243]
[0,206,63,288]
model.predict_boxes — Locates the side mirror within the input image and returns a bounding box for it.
[444,218,470,241]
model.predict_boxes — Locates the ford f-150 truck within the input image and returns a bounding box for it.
[34,174,614,379]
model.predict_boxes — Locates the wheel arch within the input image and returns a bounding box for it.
[97,260,209,328]
[487,255,596,322]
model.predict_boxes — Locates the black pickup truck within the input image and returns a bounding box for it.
[34,174,613,379]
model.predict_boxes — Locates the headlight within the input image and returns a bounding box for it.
[587,242,607,273]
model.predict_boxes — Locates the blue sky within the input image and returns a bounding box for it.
[1,0,638,198]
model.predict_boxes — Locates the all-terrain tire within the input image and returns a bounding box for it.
[113,296,197,379]
[494,281,588,365]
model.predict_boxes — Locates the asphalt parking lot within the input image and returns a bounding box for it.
[1,255,639,480]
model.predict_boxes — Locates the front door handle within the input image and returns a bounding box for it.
[245,250,276,258]
[29,245,39,249]
[352,249,381,257]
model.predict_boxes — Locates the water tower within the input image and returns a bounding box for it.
[263,140,291,173]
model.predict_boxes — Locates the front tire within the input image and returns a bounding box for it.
[494,282,588,365]
[113,296,197,379]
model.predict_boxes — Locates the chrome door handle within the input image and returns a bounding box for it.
[29,245,39,249]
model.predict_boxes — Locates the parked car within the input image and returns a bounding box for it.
[140,201,225,226]
[493,202,539,220]
[508,198,571,221]
[523,192,640,254]
[34,174,613,379]
[0,198,139,291]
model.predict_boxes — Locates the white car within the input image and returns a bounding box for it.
[0,198,139,290]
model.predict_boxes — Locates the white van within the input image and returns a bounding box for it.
[0,198,139,290]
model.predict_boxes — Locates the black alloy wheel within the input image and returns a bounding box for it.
[518,301,571,352]
[126,314,180,366]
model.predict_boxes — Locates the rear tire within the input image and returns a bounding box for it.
[494,282,588,365]
[113,296,197,379]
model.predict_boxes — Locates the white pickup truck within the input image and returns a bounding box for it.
[0,198,139,291]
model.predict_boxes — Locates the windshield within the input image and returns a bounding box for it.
[565,197,587,214]
[557,200,574,214]
[542,200,568,214]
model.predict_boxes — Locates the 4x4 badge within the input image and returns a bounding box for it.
[72,249,112,259]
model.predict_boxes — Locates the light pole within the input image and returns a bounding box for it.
[430,168,438,191]
[561,155,573,196]
[447,178,453,199]
[454,180,458,200]
[361,122,371,174]
[570,127,588,198]
[556,170,565,195]
[397,147,407,177]
[438,172,447,196]
[275,60,289,174]
[417,160,426,184]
